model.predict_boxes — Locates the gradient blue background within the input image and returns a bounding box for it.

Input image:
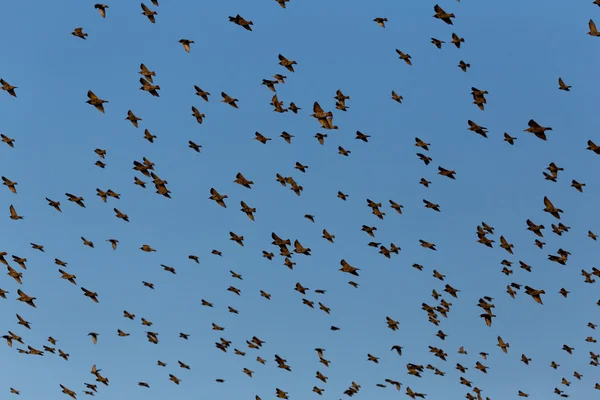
[1,0,599,399]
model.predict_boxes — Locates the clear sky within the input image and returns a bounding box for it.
[1,0,599,399]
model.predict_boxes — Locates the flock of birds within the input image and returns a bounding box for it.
[1,1,600,399]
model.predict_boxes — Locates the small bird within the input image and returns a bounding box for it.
[588,19,600,37]
[9,205,23,220]
[188,141,202,153]
[433,4,455,25]
[356,131,370,142]
[191,106,205,124]
[451,33,464,48]
[229,14,253,31]
[374,17,387,27]
[458,60,470,72]
[139,78,160,97]
[558,77,571,91]
[571,180,586,192]
[262,79,278,92]
[391,91,403,103]
[16,289,36,307]
[0,79,17,97]
[141,3,158,23]
[524,119,552,140]
[504,132,516,145]
[431,38,445,48]
[194,85,210,101]
[126,110,142,127]
[81,287,99,303]
[139,63,156,83]
[94,4,109,18]
[438,167,456,179]
[395,49,412,65]
[221,92,239,108]
[543,196,563,219]
[179,39,194,52]
[86,91,108,113]
[114,208,129,222]
[1,133,15,147]
[2,177,17,193]
[278,54,297,72]
[468,120,488,137]
[209,188,228,208]
[72,27,88,39]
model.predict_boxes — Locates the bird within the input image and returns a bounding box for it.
[229,14,253,31]
[86,91,108,113]
[458,60,470,72]
[139,64,156,83]
[451,32,464,48]
[433,4,455,24]
[504,132,517,144]
[558,77,571,91]
[543,196,563,219]
[179,39,194,52]
[278,54,297,72]
[94,4,108,18]
[431,38,445,48]
[141,3,158,23]
[0,79,17,97]
[194,85,210,101]
[9,205,23,220]
[588,19,600,36]
[2,177,17,193]
[524,119,552,140]
[395,49,412,65]
[72,27,88,39]
[221,92,239,108]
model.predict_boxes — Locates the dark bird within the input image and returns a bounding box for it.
[468,120,488,137]
[374,17,387,27]
[229,14,253,31]
[451,33,464,48]
[0,79,17,97]
[221,92,239,108]
[139,63,156,83]
[126,110,142,127]
[278,54,297,72]
[431,38,445,48]
[9,205,23,220]
[504,132,516,145]
[543,196,563,219]
[395,49,412,65]
[524,119,552,140]
[209,188,228,208]
[558,77,571,91]
[194,85,210,101]
[179,39,194,52]
[391,91,403,103]
[86,91,108,113]
[588,19,600,36]
[94,4,108,18]
[458,60,470,72]
[2,177,17,194]
[141,3,157,23]
[72,27,88,39]
[433,4,455,24]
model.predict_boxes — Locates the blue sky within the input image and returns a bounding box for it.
[1,0,599,399]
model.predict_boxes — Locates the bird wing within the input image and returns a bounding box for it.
[313,101,324,113]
